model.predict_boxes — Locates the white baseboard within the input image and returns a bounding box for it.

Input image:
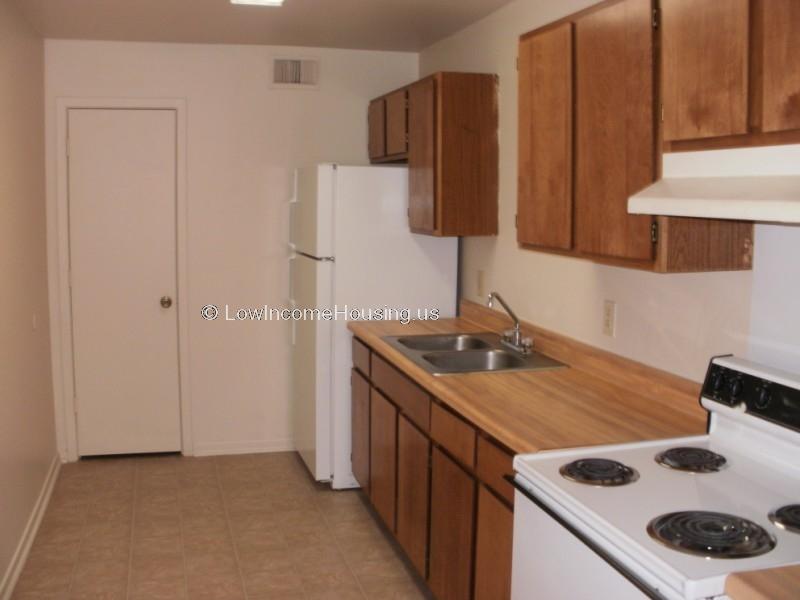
[0,455,61,600]
[192,437,295,457]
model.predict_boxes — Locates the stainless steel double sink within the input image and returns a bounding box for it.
[382,332,566,376]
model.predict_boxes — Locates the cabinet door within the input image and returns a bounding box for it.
[751,0,800,133]
[662,0,749,141]
[370,388,397,530]
[368,98,386,160]
[396,415,430,575]
[408,78,437,233]
[351,369,370,492]
[574,0,655,262]
[474,486,513,600]
[385,90,408,157]
[429,447,476,600]
[518,23,573,250]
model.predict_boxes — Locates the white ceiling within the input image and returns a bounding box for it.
[13,0,515,52]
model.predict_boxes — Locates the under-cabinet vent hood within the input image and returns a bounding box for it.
[628,175,800,223]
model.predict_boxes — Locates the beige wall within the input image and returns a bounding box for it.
[45,40,418,457]
[420,0,800,382]
[0,0,58,592]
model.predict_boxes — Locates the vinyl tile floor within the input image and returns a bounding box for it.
[12,452,430,600]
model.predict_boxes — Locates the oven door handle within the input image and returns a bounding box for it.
[507,475,669,600]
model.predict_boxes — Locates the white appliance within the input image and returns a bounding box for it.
[289,164,457,489]
[628,144,800,223]
[512,356,800,600]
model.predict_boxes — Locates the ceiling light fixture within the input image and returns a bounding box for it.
[230,0,284,6]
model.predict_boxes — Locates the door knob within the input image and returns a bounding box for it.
[160,296,173,308]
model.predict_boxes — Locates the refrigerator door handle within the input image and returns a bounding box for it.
[296,250,335,263]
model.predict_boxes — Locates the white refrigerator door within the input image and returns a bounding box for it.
[290,252,334,481]
[291,165,334,257]
[330,165,458,489]
[290,164,336,481]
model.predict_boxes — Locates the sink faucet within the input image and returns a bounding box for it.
[486,292,533,354]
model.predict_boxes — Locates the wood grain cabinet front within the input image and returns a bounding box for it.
[367,98,386,161]
[429,446,476,600]
[351,369,370,493]
[516,0,754,273]
[396,415,430,576]
[517,22,573,251]
[369,388,397,531]
[750,0,800,134]
[661,0,750,142]
[370,72,499,237]
[474,486,514,600]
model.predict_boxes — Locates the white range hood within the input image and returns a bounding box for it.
[628,175,800,223]
[627,144,800,224]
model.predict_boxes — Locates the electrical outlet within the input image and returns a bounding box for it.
[602,300,617,337]
[476,269,485,299]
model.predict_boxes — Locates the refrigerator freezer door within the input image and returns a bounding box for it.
[290,165,335,257]
[329,165,458,489]
[290,252,334,481]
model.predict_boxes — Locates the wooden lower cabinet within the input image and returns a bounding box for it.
[370,388,397,530]
[396,415,430,575]
[429,447,476,600]
[354,337,515,599]
[351,369,370,492]
[474,486,514,600]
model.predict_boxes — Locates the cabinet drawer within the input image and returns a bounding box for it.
[371,353,431,431]
[431,402,476,469]
[476,436,514,506]
[352,337,371,377]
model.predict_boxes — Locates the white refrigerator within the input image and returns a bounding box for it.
[289,164,457,489]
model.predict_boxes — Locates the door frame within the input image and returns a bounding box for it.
[49,97,192,461]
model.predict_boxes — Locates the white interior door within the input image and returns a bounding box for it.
[68,108,181,456]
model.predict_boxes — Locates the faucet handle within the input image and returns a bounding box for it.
[502,329,516,342]
[521,337,534,352]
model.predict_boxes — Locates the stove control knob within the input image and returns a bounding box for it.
[712,370,726,393]
[730,377,743,399]
[755,385,772,410]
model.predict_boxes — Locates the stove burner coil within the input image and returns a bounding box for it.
[769,504,800,534]
[655,447,727,473]
[647,511,776,559]
[559,458,639,487]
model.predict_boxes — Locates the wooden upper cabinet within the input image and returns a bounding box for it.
[385,90,408,157]
[750,0,800,133]
[662,0,750,141]
[367,99,386,161]
[351,369,370,492]
[406,72,499,237]
[408,78,437,233]
[574,0,656,262]
[370,388,397,531]
[518,23,573,251]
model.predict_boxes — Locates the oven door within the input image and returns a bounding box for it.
[510,479,678,600]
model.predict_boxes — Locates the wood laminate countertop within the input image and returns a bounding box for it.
[348,317,707,454]
[726,565,800,600]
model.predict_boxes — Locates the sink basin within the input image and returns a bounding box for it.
[397,334,491,352]
[422,349,527,372]
[382,332,566,375]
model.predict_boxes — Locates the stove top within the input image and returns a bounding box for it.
[769,504,800,534]
[655,447,727,473]
[513,356,800,599]
[559,458,639,486]
[647,511,776,559]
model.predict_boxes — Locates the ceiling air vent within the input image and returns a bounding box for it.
[272,58,319,89]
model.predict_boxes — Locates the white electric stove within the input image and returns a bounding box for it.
[511,356,800,600]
